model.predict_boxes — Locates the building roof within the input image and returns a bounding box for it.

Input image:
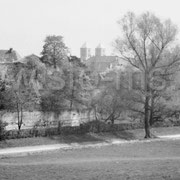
[81,42,87,48]
[96,43,104,49]
[0,49,21,63]
[85,56,120,73]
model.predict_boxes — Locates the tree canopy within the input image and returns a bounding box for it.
[41,35,69,69]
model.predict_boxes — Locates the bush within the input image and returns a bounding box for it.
[0,118,7,141]
[80,120,108,133]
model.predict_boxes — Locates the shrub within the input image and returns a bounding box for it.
[0,118,7,141]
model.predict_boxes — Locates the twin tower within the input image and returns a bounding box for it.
[80,43,105,61]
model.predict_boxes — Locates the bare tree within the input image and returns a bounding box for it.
[114,12,180,138]
[3,57,43,131]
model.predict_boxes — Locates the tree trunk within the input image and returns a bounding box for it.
[144,99,151,138]
[20,105,23,130]
[144,72,151,138]
[70,98,73,111]
[70,74,75,111]
[94,107,98,121]
[70,89,74,111]
[53,59,56,69]
[149,95,154,126]
[16,102,21,131]
[111,115,115,125]
[53,48,57,69]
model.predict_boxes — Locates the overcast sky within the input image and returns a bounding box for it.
[0,0,180,57]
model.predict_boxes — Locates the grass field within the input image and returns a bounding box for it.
[0,138,180,180]
[1,126,180,148]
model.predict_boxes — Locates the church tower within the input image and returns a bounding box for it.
[80,43,91,62]
[95,44,105,57]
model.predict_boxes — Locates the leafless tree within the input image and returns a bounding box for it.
[114,12,180,138]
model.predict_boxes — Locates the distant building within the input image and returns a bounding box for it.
[80,43,91,61]
[80,43,122,73]
[0,48,21,63]
[86,55,121,73]
[0,48,22,81]
[95,44,105,57]
[80,43,143,90]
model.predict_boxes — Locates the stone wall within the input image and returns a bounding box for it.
[5,121,145,139]
[1,110,93,130]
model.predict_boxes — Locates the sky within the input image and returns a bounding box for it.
[0,0,180,57]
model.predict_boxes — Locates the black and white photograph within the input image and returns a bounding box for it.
[0,0,180,179]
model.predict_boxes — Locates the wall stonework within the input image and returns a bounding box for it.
[1,110,92,130]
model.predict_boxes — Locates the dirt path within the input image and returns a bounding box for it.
[0,134,180,156]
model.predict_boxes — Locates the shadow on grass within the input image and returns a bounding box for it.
[48,130,137,144]
[0,140,9,149]
[0,130,138,149]
[48,134,103,144]
[109,131,137,140]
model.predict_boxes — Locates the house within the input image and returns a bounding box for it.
[0,48,22,81]
[0,48,21,63]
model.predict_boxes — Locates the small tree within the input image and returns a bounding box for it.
[92,87,127,124]
[3,85,38,131]
[40,90,66,115]
[3,59,41,131]
[0,118,7,141]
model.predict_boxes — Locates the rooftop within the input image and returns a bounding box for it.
[0,48,21,63]
[85,55,120,73]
